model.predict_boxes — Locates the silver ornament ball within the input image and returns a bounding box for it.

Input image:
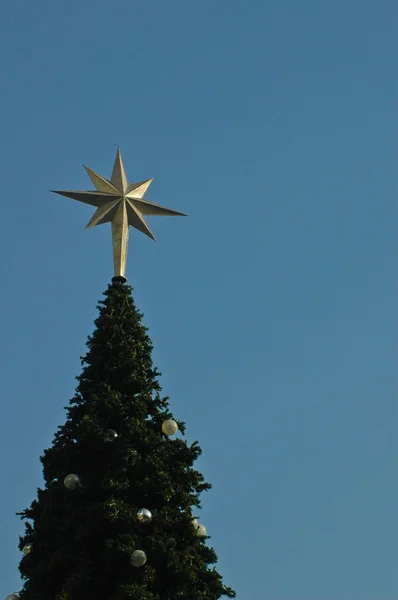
[104,429,118,442]
[131,549,147,567]
[137,508,152,523]
[64,474,81,491]
[162,419,178,436]
[196,523,207,537]
[6,595,19,600]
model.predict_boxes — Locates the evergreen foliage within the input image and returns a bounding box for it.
[16,281,236,600]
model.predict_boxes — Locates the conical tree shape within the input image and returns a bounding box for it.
[16,281,235,600]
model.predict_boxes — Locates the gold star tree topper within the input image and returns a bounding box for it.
[52,149,186,282]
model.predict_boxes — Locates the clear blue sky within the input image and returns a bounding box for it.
[0,1,396,599]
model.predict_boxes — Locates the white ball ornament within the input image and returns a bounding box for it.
[162,419,178,436]
[63,474,81,491]
[192,519,199,530]
[137,508,152,523]
[6,594,19,600]
[196,523,207,537]
[131,549,147,567]
[104,429,118,442]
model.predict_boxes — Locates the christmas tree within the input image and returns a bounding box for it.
[7,151,235,600]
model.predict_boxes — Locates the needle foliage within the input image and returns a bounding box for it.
[16,281,236,600]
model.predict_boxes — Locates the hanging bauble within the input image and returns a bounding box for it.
[137,508,152,523]
[162,419,178,436]
[196,523,207,537]
[104,429,118,442]
[131,550,147,567]
[64,474,81,491]
[22,543,32,556]
[6,594,19,600]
